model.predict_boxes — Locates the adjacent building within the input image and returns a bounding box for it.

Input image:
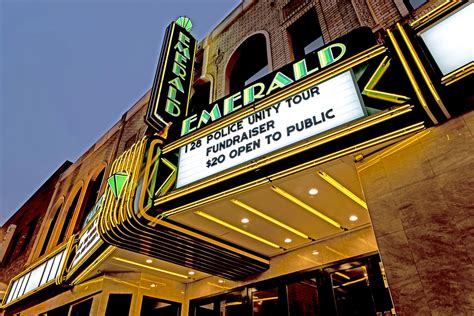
[1,0,472,315]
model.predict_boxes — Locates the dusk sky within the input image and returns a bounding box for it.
[0,0,241,225]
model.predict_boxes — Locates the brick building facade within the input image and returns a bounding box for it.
[1,1,472,315]
[0,162,71,292]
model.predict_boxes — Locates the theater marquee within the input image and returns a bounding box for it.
[177,71,366,187]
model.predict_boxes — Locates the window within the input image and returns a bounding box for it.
[191,254,393,316]
[252,287,280,316]
[140,296,181,316]
[19,217,39,253]
[287,9,324,60]
[225,33,269,94]
[405,0,427,10]
[194,302,215,316]
[57,189,82,245]
[70,298,93,316]
[328,265,376,315]
[79,168,105,229]
[105,294,132,316]
[2,232,20,264]
[219,290,247,316]
[39,203,62,256]
[43,297,93,316]
[189,81,211,114]
[287,278,321,316]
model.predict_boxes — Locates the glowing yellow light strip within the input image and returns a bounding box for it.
[316,171,368,210]
[112,257,189,279]
[397,23,450,119]
[207,281,232,290]
[410,0,457,29]
[195,211,281,249]
[271,186,342,229]
[342,277,368,287]
[71,246,116,286]
[231,199,310,239]
[225,302,243,306]
[442,62,474,86]
[386,29,438,125]
[254,296,278,302]
[335,272,351,280]
[325,246,346,257]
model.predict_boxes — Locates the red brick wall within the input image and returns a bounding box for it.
[0,162,71,285]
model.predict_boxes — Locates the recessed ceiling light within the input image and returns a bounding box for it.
[284,238,292,243]
[188,271,195,276]
[218,279,224,284]
[349,215,358,222]
[308,188,319,196]
[150,284,156,288]
[312,250,319,255]
[241,218,250,224]
[146,259,153,264]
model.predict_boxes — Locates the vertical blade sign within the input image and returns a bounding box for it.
[145,19,197,137]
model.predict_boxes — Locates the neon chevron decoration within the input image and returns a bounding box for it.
[107,172,129,198]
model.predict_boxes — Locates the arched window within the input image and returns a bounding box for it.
[57,188,82,245]
[77,168,106,230]
[39,202,63,256]
[225,33,270,94]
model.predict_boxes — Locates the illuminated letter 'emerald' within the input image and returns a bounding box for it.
[107,172,129,198]
[176,16,193,32]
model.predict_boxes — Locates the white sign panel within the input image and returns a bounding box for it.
[176,71,365,188]
[420,3,474,75]
[71,218,101,268]
[4,250,66,305]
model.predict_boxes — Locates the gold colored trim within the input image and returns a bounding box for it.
[441,62,474,86]
[158,217,271,264]
[362,56,411,104]
[335,272,351,280]
[325,246,346,257]
[195,210,282,249]
[396,23,450,119]
[150,24,176,128]
[164,122,425,219]
[65,223,105,280]
[387,29,438,124]
[158,105,413,212]
[71,246,116,285]
[207,281,232,290]
[357,129,431,172]
[56,235,76,285]
[98,136,270,268]
[341,276,368,287]
[164,45,387,153]
[316,171,368,210]
[410,0,459,30]
[112,257,190,279]
[254,296,278,302]
[231,199,311,240]
[271,186,343,229]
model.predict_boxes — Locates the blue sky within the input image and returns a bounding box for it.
[0,0,241,225]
